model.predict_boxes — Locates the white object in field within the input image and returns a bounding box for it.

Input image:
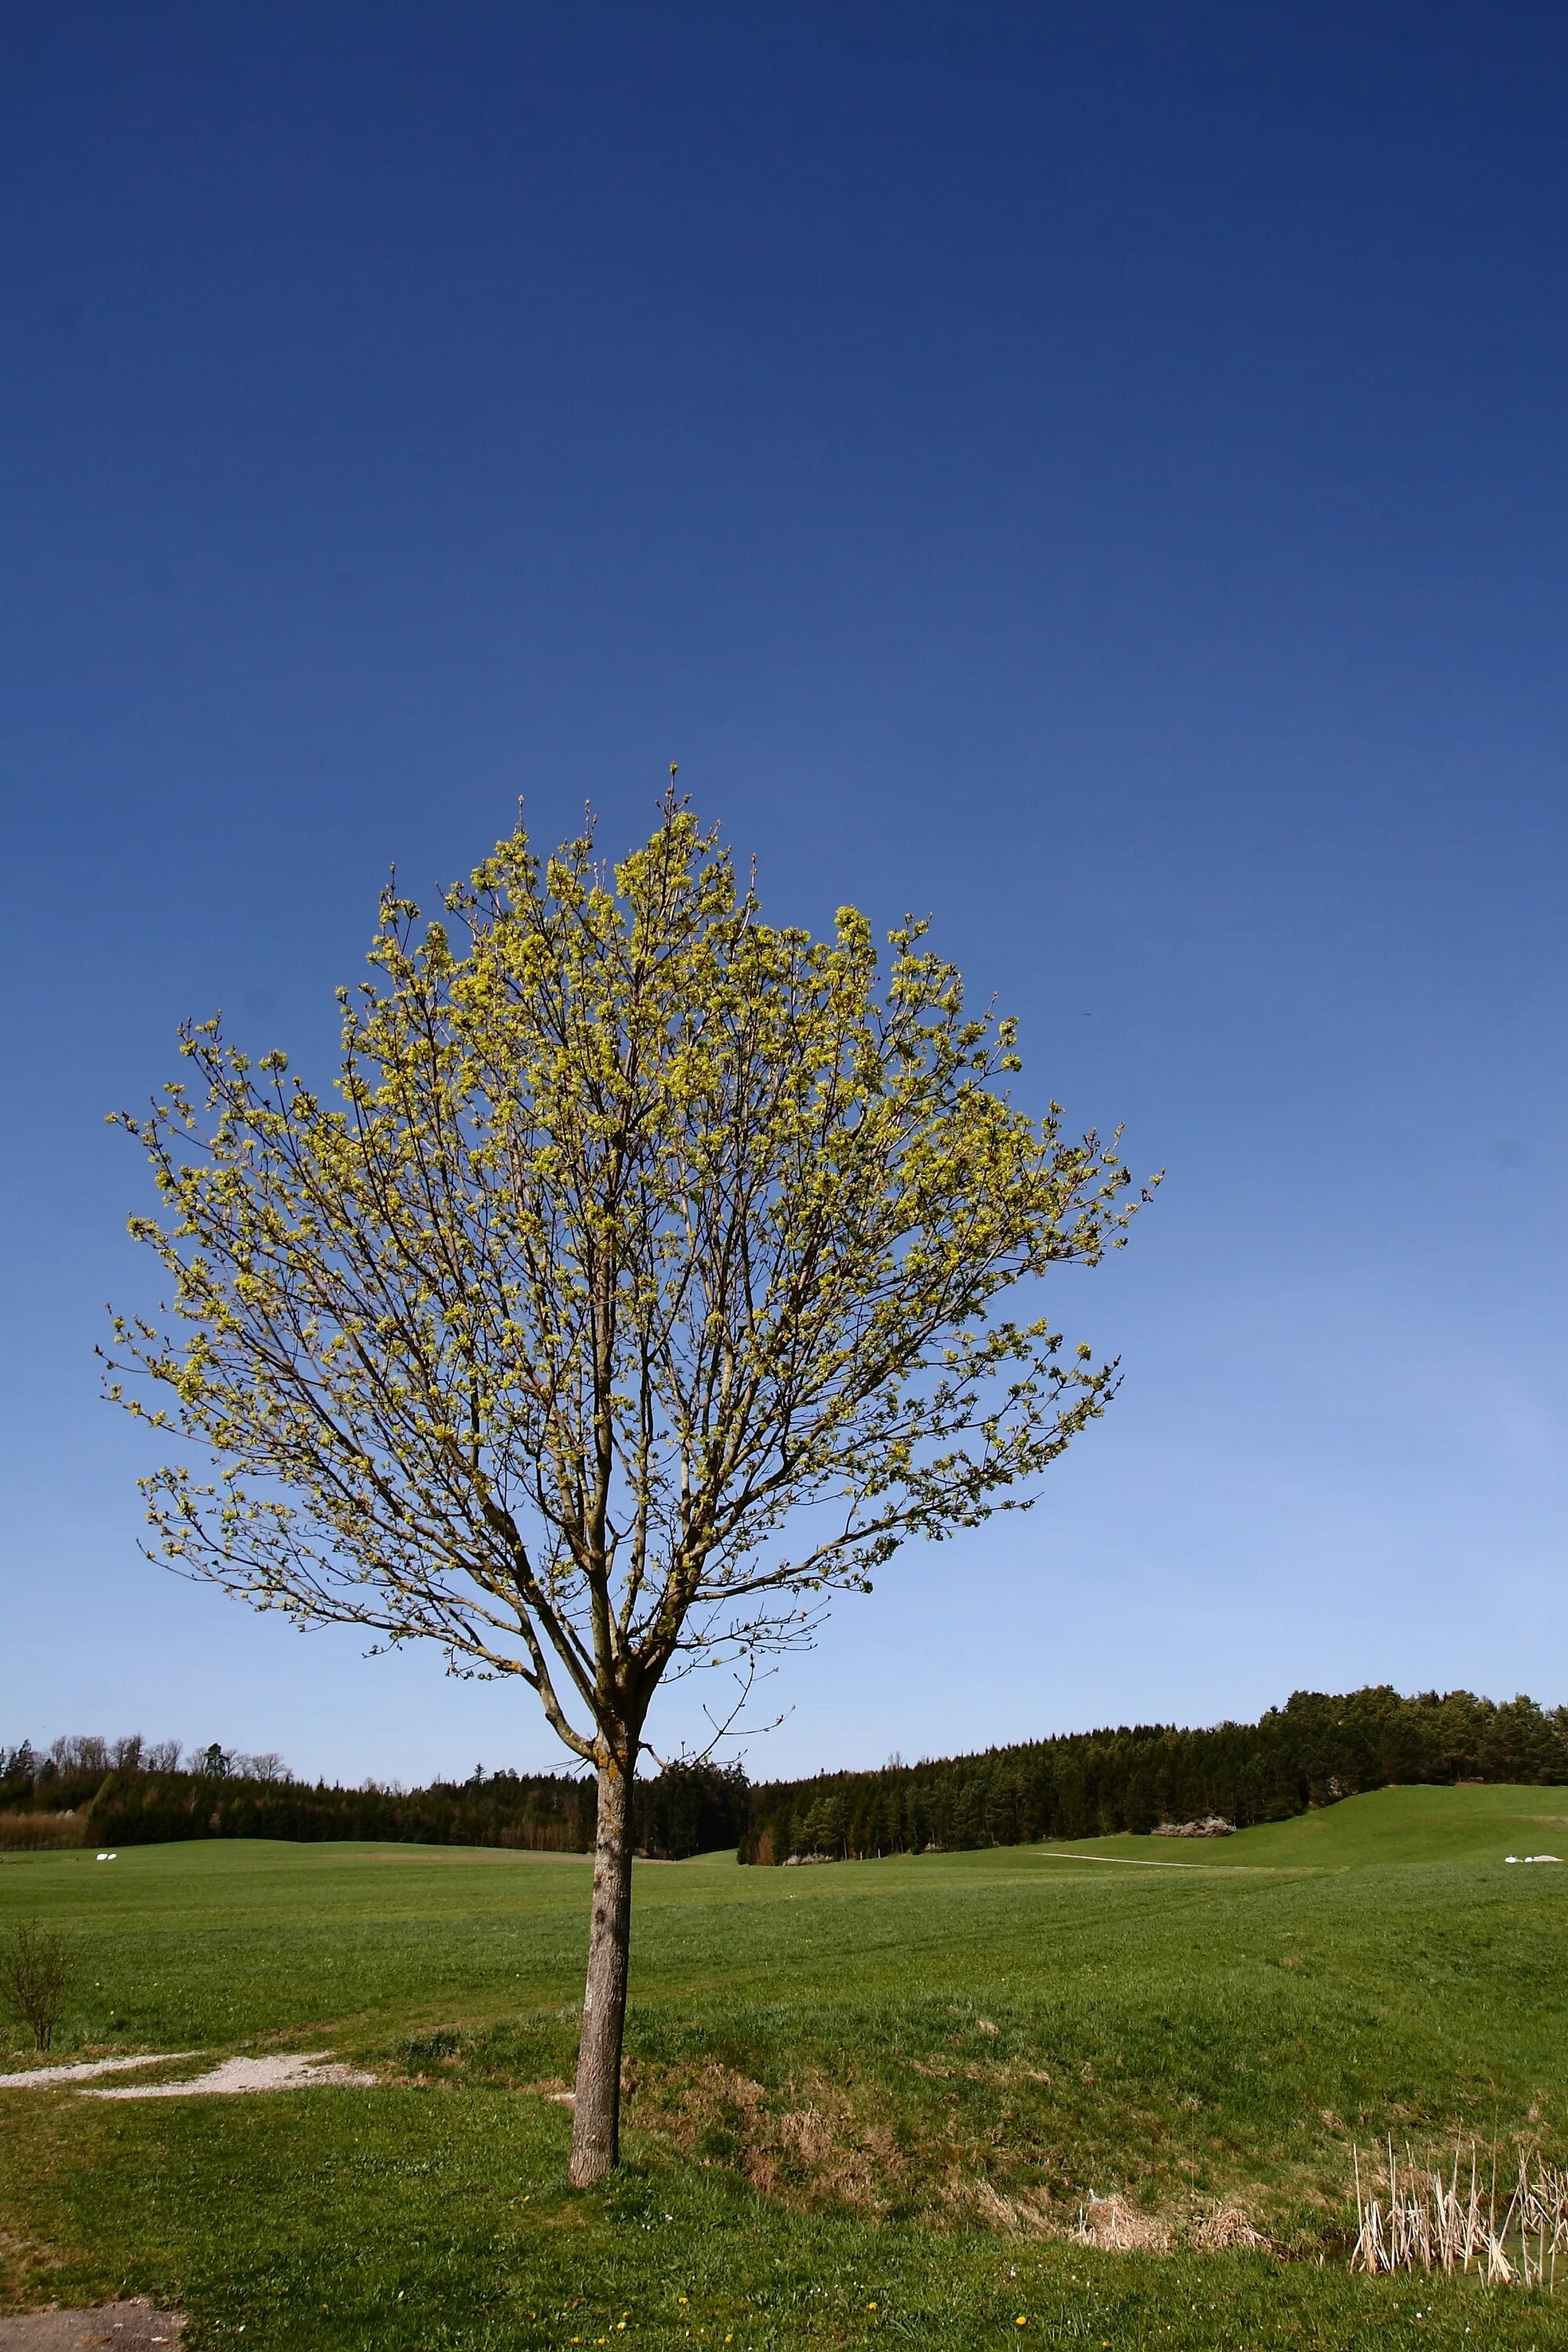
[96,1851,118,1860]
[1526,1853,1562,1864]
[1505,1855,1520,1863]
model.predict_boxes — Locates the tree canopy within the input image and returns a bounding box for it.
[107,798,1152,2176]
[109,805,1147,1753]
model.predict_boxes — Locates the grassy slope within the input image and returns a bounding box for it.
[1036,1782,1568,1868]
[2,1787,1566,2350]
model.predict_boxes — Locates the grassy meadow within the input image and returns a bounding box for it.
[2,1784,1568,2349]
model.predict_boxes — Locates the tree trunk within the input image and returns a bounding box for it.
[568,1755,633,2185]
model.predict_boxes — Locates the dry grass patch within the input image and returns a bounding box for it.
[947,2176,1059,2235]
[1072,2192,1174,2253]
[0,2226,66,2316]
[907,2056,1054,2087]
[624,2053,1288,2260]
[939,2177,1276,2257]
[626,2059,906,2211]
[1191,2203,1274,2252]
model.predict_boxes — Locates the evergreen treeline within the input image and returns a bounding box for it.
[0,1739,747,1860]
[736,1687,1568,1863]
[9,1688,1565,1867]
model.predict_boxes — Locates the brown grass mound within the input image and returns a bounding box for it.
[1072,2194,1174,2253]
[615,2055,1292,2259]
[1192,2203,1272,2252]
[948,2179,1058,2235]
[626,2060,903,2211]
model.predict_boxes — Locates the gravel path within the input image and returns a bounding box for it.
[0,2056,197,2090]
[0,2051,376,2097]
[84,2052,377,2098]
[0,2306,183,2348]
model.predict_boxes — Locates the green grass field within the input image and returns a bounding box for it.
[3,1785,1567,2349]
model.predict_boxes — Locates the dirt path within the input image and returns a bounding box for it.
[0,2307,183,2349]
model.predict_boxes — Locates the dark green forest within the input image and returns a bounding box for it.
[5,1687,1564,1864]
[736,1686,1568,1863]
[0,1739,746,1860]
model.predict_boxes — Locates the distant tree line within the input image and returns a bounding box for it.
[735,1686,1568,1864]
[0,1737,747,1860]
[7,1689,1565,1866]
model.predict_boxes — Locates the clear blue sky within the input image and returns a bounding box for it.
[2,2,1562,1787]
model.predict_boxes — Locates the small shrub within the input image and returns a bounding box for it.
[398,2027,464,2066]
[2,1921,74,2052]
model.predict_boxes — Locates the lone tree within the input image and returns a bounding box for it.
[107,801,1152,2183]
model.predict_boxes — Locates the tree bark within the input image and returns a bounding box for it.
[568,1755,634,2184]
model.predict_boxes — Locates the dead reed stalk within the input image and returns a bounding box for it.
[1351,2139,1568,2289]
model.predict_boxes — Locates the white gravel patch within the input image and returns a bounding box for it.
[0,2053,198,2089]
[85,2051,379,2098]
